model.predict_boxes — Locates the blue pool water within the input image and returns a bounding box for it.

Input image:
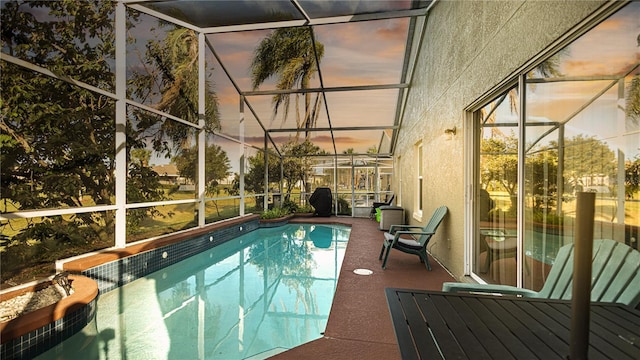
[37,223,350,360]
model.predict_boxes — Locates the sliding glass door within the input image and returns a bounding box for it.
[471,3,639,288]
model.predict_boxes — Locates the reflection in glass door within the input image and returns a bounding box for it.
[523,2,640,290]
[475,86,520,286]
[471,2,640,290]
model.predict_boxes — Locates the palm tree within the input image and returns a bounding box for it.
[131,26,220,151]
[250,26,324,139]
[481,52,565,137]
[129,25,222,225]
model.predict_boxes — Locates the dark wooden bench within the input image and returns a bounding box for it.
[385,288,640,359]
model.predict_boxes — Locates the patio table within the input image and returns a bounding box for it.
[385,288,640,360]
[479,229,517,274]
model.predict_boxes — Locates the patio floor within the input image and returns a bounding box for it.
[272,216,456,360]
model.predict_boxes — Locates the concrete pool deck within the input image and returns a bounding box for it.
[273,216,456,360]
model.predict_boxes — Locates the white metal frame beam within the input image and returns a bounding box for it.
[243,83,408,96]
[126,1,428,34]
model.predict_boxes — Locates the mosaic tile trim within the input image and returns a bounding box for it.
[259,219,291,228]
[83,218,260,293]
[0,299,96,360]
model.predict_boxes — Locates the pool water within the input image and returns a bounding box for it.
[37,223,350,360]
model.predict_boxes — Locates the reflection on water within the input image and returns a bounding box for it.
[37,224,350,360]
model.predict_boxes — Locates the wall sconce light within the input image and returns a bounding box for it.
[444,126,457,136]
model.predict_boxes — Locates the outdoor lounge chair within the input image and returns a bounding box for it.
[443,239,640,307]
[379,205,448,270]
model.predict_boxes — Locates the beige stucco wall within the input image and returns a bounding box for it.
[394,0,606,279]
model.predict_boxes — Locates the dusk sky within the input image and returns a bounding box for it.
[205,17,408,153]
[124,7,409,167]
[10,1,637,168]
[490,2,639,160]
[123,1,639,168]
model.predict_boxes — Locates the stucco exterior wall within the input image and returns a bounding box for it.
[395,0,606,278]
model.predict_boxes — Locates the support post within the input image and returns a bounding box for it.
[197,32,206,226]
[239,96,245,216]
[570,191,595,360]
[114,1,127,248]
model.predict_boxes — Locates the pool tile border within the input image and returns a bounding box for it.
[74,215,261,293]
[0,275,98,360]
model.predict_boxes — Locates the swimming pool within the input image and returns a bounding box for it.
[37,223,350,360]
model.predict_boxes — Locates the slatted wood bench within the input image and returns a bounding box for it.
[385,288,640,359]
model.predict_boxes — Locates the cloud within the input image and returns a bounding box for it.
[558,4,639,77]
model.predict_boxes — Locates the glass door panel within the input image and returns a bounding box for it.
[522,2,640,290]
[475,86,519,285]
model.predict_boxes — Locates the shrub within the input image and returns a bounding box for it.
[297,204,314,213]
[260,207,290,219]
[281,199,300,213]
[532,210,564,226]
[337,196,351,215]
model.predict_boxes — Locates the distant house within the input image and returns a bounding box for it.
[151,164,182,185]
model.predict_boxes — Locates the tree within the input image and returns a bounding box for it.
[558,134,616,191]
[244,149,282,194]
[1,1,121,281]
[250,27,324,138]
[1,2,117,221]
[172,143,230,217]
[480,136,519,213]
[525,148,559,212]
[131,148,152,167]
[0,2,219,283]
[126,18,222,226]
[625,155,640,199]
[626,74,640,128]
[129,24,220,152]
[243,139,325,207]
[126,161,166,230]
[172,143,230,199]
[281,139,325,201]
[228,173,241,197]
